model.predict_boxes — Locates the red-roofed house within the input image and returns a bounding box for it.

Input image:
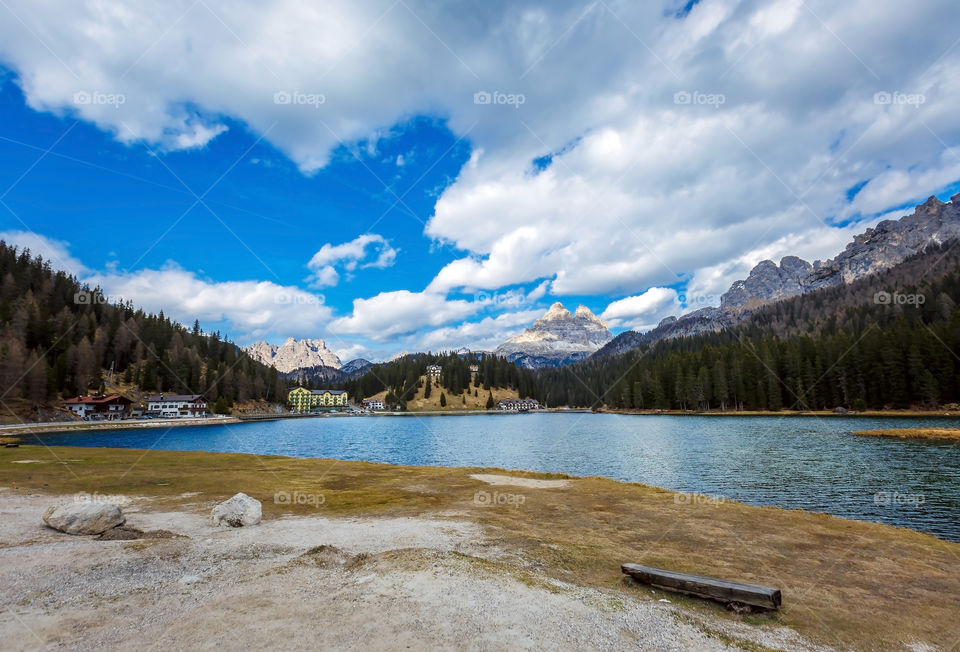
[63,395,133,421]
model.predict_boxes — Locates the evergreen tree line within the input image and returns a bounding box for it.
[341,351,535,409]
[533,244,960,410]
[0,242,285,409]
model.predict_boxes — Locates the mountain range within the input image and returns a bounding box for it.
[245,337,342,373]
[594,193,960,358]
[494,303,613,368]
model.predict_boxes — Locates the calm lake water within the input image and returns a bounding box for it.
[29,413,960,542]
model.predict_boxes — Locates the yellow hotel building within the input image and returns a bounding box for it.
[287,387,349,412]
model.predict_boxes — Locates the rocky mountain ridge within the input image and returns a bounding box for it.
[593,193,960,358]
[245,337,342,374]
[495,303,613,368]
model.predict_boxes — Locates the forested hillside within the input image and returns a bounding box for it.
[535,244,960,411]
[342,351,535,409]
[0,242,285,411]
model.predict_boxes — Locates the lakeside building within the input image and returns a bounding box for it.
[362,398,385,411]
[63,395,133,421]
[426,365,442,379]
[497,398,541,412]
[468,365,479,374]
[288,386,349,412]
[144,394,208,418]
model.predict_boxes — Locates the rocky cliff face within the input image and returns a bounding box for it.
[594,193,960,357]
[245,337,342,374]
[495,303,613,368]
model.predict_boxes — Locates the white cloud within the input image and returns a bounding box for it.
[412,309,544,352]
[0,0,958,354]
[601,287,683,331]
[87,264,333,343]
[0,230,88,276]
[307,233,397,288]
[328,290,479,340]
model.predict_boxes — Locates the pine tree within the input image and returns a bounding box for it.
[486,391,494,409]
[440,392,446,407]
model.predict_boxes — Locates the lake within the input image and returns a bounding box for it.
[28,413,960,542]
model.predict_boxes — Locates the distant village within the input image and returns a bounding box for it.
[62,364,540,421]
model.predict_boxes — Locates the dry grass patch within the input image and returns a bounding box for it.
[2,445,958,650]
[855,428,960,441]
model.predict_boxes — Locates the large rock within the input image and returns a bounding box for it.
[42,502,125,535]
[211,492,262,527]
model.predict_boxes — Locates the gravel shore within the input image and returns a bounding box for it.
[0,489,828,651]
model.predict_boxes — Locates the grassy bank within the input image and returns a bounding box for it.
[855,427,960,441]
[2,446,958,650]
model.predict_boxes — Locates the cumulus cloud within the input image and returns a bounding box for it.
[306,233,397,288]
[87,265,333,343]
[601,288,683,331]
[328,290,479,340]
[412,309,545,352]
[2,0,959,353]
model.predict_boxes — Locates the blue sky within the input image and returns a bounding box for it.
[0,0,958,361]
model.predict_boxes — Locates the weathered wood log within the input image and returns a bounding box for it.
[621,563,781,610]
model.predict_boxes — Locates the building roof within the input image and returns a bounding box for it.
[64,394,131,405]
[144,394,204,402]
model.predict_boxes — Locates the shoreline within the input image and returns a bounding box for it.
[0,415,240,437]
[6,406,958,437]
[2,444,958,650]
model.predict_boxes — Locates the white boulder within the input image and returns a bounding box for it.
[210,492,262,527]
[42,502,125,535]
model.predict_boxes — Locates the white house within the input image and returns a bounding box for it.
[63,395,132,420]
[363,398,385,411]
[497,398,540,412]
[144,394,207,418]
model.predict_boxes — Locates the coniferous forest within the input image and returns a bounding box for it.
[0,241,285,412]
[532,244,960,411]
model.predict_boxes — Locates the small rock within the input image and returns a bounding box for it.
[178,575,203,585]
[42,502,125,535]
[210,492,261,527]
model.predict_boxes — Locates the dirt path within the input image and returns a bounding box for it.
[0,491,822,651]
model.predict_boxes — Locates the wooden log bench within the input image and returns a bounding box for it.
[621,563,782,610]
